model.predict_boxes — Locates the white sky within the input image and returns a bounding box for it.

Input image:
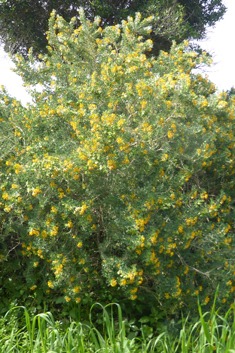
[0,0,234,105]
[194,0,235,92]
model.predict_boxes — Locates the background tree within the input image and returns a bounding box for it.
[0,0,226,58]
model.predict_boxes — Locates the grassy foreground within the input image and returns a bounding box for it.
[1,296,235,353]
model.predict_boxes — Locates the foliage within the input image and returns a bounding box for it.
[0,0,226,58]
[1,9,235,315]
[178,0,226,37]
[0,303,157,352]
[1,295,235,352]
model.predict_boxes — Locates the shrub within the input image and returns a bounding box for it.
[1,9,235,314]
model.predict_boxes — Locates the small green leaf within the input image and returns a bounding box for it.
[139,316,150,323]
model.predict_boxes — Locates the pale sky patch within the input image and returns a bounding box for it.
[0,45,32,105]
[195,0,235,92]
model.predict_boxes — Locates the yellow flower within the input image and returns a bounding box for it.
[88,104,97,110]
[29,228,39,236]
[41,230,47,238]
[38,249,44,258]
[205,296,210,304]
[79,204,89,215]
[50,180,56,187]
[110,278,117,287]
[162,154,168,161]
[74,286,81,293]
[2,192,9,200]
[121,279,127,285]
[107,159,117,170]
[140,100,147,109]
[130,294,137,300]
[47,281,54,288]
[218,100,228,108]
[176,288,182,296]
[32,187,41,197]
[201,100,208,107]
[87,214,93,222]
[178,226,184,233]
[77,242,82,248]
[167,131,174,138]
[75,297,81,303]
[220,195,226,204]
[117,137,123,144]
[117,119,125,127]
[67,221,73,228]
[50,225,59,236]
[51,206,57,213]
[30,285,37,290]
[65,296,71,302]
[122,157,129,164]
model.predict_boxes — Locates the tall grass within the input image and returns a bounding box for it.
[1,293,235,352]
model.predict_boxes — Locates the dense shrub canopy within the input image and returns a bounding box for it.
[0,9,235,314]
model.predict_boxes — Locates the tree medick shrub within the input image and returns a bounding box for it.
[0,9,235,313]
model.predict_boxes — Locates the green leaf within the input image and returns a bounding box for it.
[139,316,150,323]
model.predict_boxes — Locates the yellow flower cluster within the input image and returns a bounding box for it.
[32,187,41,196]
[47,281,54,288]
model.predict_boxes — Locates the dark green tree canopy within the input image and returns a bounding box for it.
[0,0,226,58]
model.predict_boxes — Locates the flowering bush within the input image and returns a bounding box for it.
[1,9,235,313]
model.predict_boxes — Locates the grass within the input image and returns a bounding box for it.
[1,293,235,352]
